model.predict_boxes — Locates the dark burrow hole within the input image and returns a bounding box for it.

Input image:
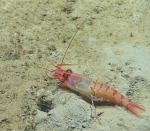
[37,95,53,113]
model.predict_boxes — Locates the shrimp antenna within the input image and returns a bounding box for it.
[61,1,102,64]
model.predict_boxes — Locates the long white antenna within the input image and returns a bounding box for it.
[61,1,103,64]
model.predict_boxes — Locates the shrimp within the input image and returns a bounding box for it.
[49,65,146,116]
[46,1,146,116]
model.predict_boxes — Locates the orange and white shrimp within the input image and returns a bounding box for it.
[49,64,146,116]
[46,1,146,116]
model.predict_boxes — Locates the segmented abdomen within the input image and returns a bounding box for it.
[90,81,146,116]
[91,82,127,105]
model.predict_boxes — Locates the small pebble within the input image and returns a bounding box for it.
[83,119,88,122]
[97,112,104,116]
[71,123,76,128]
[82,123,86,128]
[70,122,78,129]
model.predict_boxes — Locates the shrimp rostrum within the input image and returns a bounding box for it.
[49,64,146,116]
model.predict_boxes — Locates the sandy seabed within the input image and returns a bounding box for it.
[0,0,150,131]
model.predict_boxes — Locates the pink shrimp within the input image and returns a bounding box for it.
[46,1,146,116]
[49,64,145,116]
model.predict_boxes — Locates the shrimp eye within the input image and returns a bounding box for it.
[66,69,72,73]
[63,73,68,79]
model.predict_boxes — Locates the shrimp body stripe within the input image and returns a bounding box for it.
[90,81,145,115]
[91,81,127,105]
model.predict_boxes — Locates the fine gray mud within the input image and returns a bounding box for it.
[0,0,150,131]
